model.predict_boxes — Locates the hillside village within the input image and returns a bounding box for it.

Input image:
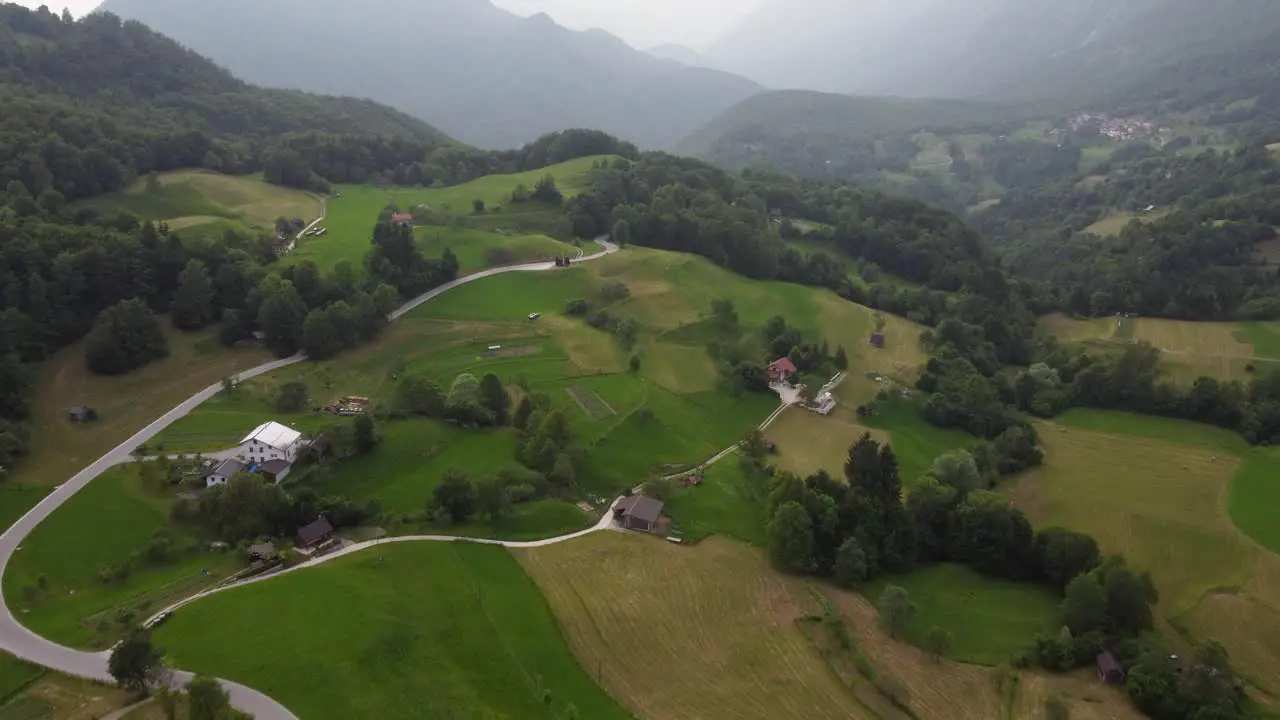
[0,3,1275,720]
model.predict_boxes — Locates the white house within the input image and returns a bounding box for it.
[237,421,304,466]
[204,458,247,487]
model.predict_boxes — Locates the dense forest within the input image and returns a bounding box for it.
[977,144,1280,320]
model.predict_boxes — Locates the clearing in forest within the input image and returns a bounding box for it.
[83,170,322,233]
[1084,209,1167,236]
[156,543,630,720]
[292,155,614,272]
[1009,410,1280,697]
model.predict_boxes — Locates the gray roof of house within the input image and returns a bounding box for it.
[297,516,334,546]
[248,542,275,557]
[213,458,246,477]
[621,496,664,524]
[259,459,290,475]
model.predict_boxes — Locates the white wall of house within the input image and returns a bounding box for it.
[236,438,299,466]
[206,473,230,488]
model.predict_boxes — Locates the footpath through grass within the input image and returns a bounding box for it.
[862,564,1060,666]
[157,542,630,720]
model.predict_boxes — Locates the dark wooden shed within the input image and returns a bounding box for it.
[1097,651,1126,684]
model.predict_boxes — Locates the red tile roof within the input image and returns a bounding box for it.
[769,357,797,374]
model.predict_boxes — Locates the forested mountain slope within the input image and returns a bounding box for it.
[676,90,1005,175]
[94,0,762,150]
[0,4,452,200]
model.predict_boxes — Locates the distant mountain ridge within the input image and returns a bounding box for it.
[707,0,1280,105]
[95,0,763,150]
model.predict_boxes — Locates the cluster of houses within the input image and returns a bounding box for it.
[1065,113,1172,143]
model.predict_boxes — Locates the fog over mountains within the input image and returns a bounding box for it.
[95,0,761,150]
[706,0,1280,103]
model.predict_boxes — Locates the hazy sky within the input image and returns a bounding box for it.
[492,0,760,48]
[15,0,757,50]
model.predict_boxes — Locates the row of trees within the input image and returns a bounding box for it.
[1018,339,1280,446]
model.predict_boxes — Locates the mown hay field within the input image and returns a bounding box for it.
[520,532,1043,720]
[517,533,877,720]
[1038,314,1280,382]
[1010,411,1280,696]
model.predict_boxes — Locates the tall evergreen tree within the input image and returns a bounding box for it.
[172,259,215,330]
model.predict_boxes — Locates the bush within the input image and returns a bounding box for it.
[564,298,589,316]
[274,381,310,412]
[506,484,539,504]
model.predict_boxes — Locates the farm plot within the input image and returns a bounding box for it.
[157,543,630,720]
[565,385,616,420]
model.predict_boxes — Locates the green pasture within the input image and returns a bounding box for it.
[82,170,321,232]
[1235,322,1280,360]
[1229,450,1280,555]
[289,155,613,271]
[416,226,579,274]
[860,397,976,486]
[3,468,239,649]
[663,454,770,546]
[156,542,631,720]
[862,564,1061,666]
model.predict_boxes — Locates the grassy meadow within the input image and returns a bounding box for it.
[288,155,615,272]
[83,170,321,234]
[862,563,1061,666]
[3,466,242,649]
[662,453,770,546]
[1039,313,1280,383]
[1084,210,1168,237]
[157,542,630,720]
[518,531,1097,720]
[1010,410,1280,696]
[13,324,271,490]
[860,397,976,485]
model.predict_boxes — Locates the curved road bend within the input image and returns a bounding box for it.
[0,240,618,719]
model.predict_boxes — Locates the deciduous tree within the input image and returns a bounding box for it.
[768,501,814,573]
[108,630,163,691]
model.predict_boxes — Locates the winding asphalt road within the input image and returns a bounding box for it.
[0,240,617,719]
